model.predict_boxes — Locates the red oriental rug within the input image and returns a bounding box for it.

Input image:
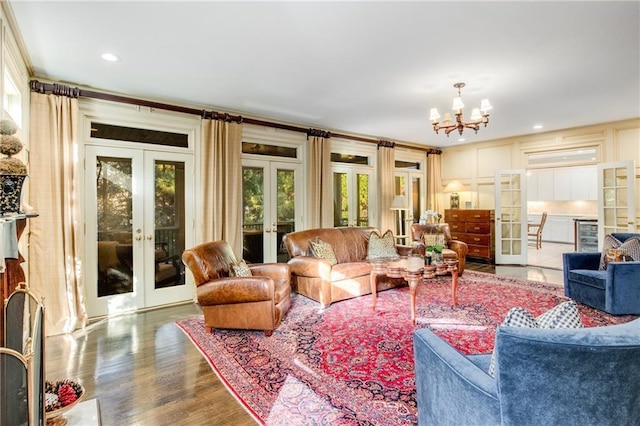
[175,270,636,425]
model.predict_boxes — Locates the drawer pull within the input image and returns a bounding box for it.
[474,238,480,241]
[473,227,480,230]
[473,214,481,218]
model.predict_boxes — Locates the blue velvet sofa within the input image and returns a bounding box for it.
[413,318,640,426]
[563,232,640,315]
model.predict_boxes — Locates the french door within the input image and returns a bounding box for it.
[598,160,637,242]
[333,166,373,227]
[85,146,194,317]
[242,159,301,263]
[495,170,528,265]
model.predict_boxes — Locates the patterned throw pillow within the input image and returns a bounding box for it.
[599,234,640,270]
[368,230,398,260]
[309,239,338,266]
[488,300,583,376]
[231,260,252,277]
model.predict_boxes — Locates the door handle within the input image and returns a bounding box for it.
[135,235,142,241]
[146,234,153,240]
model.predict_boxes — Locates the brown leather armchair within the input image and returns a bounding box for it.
[411,223,468,275]
[182,241,291,336]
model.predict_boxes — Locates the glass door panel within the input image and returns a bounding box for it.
[276,168,296,262]
[242,166,265,263]
[95,156,135,297]
[356,173,370,226]
[495,170,527,265]
[333,171,348,227]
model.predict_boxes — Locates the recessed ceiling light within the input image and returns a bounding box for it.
[101,53,119,62]
[458,138,465,142]
[533,124,543,130]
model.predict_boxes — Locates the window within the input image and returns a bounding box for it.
[90,122,189,148]
[3,71,22,127]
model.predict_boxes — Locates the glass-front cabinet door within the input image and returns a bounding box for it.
[495,170,527,265]
[85,146,194,317]
[242,159,301,263]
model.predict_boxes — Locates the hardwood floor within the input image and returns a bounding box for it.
[45,263,563,425]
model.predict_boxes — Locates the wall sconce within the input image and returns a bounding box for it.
[444,180,465,209]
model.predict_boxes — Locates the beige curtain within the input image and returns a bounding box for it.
[427,152,443,214]
[307,133,333,229]
[201,119,243,255]
[28,92,85,335]
[378,144,395,233]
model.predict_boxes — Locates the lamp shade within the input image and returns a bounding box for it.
[444,180,465,193]
[390,195,408,210]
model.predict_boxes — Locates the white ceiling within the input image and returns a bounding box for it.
[7,1,640,147]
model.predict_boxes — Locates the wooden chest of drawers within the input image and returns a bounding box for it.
[445,209,495,263]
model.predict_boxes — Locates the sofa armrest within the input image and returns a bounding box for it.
[196,277,275,305]
[562,252,601,271]
[413,329,500,426]
[249,263,290,281]
[287,256,332,280]
[605,261,640,313]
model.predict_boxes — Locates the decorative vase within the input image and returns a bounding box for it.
[0,174,27,215]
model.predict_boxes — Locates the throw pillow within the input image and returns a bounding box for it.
[599,235,640,270]
[488,300,583,376]
[309,238,338,266]
[368,230,398,260]
[423,233,445,248]
[231,260,252,277]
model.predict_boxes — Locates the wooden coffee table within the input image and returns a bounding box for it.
[370,257,459,324]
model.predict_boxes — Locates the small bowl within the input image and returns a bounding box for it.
[45,381,84,425]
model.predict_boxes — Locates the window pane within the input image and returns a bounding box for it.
[333,172,348,226]
[91,122,188,148]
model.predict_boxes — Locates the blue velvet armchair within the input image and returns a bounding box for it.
[413,318,640,426]
[563,232,640,315]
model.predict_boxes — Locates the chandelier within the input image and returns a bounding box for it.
[429,82,492,136]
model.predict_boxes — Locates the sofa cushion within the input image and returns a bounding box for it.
[309,238,338,266]
[367,230,398,260]
[330,261,371,281]
[488,300,583,376]
[599,234,640,270]
[568,269,607,290]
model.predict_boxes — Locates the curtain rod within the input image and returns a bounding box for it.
[29,80,436,153]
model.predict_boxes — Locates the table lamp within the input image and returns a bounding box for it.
[444,180,464,209]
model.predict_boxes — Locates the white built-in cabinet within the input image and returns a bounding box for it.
[527,165,597,201]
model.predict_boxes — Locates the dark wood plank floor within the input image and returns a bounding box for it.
[45,262,561,425]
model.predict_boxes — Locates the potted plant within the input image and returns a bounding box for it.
[0,119,28,215]
[426,243,444,264]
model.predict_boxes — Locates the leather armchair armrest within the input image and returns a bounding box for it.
[196,277,274,305]
[397,244,416,256]
[249,263,290,281]
[449,240,468,258]
[288,256,332,280]
[562,252,600,271]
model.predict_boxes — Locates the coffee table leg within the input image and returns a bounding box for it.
[370,271,377,310]
[451,268,459,307]
[408,276,419,325]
